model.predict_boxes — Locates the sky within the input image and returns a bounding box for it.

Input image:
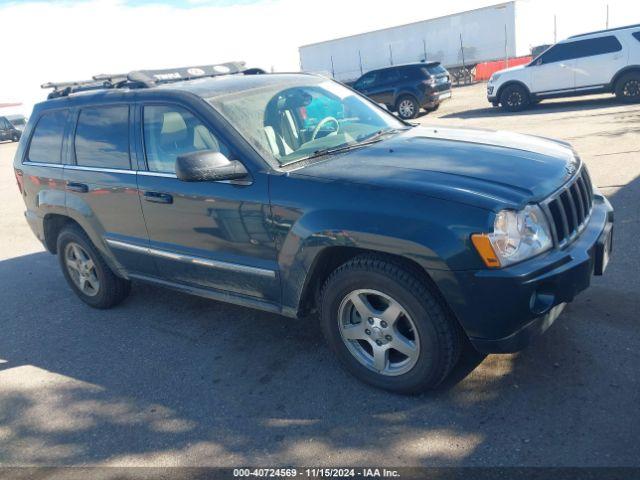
[1,0,639,112]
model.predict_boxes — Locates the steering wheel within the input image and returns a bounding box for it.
[311,116,340,141]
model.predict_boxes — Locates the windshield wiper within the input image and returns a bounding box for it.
[302,128,403,162]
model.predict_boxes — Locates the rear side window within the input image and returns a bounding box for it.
[378,69,401,83]
[74,106,130,169]
[27,110,69,164]
[541,36,622,63]
[143,105,229,174]
[633,31,640,42]
[401,66,427,80]
[425,64,447,76]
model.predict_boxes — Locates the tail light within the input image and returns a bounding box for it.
[423,76,437,87]
[14,169,24,195]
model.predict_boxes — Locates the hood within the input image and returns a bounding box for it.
[291,126,579,211]
[493,64,527,77]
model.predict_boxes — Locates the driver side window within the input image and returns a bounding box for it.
[357,72,377,89]
[143,105,230,174]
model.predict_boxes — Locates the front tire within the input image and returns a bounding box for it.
[615,72,640,103]
[396,95,420,120]
[57,225,131,309]
[320,255,461,394]
[500,84,531,112]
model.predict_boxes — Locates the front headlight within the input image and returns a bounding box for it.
[472,205,553,268]
[490,73,501,83]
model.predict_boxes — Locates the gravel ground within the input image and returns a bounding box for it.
[0,83,638,467]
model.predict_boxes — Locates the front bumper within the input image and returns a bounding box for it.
[487,83,498,103]
[443,194,613,353]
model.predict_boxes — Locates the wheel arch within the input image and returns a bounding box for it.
[43,213,82,254]
[496,80,531,102]
[296,246,458,325]
[395,92,419,108]
[611,65,640,89]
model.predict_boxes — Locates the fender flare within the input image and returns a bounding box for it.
[276,210,461,317]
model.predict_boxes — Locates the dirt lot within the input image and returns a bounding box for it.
[0,83,638,467]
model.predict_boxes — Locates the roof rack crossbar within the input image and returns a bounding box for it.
[41,79,104,90]
[41,61,253,99]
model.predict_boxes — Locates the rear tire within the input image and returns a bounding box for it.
[11,133,19,142]
[319,254,461,394]
[396,95,420,120]
[615,72,640,103]
[57,225,131,309]
[500,84,531,112]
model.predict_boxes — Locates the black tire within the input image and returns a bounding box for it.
[57,225,131,309]
[615,72,640,103]
[319,254,461,394]
[500,83,531,112]
[12,133,20,142]
[395,95,420,120]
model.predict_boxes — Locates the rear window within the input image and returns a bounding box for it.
[425,64,447,75]
[541,35,622,63]
[27,110,69,164]
[74,106,130,169]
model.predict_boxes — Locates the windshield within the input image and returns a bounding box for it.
[208,77,404,165]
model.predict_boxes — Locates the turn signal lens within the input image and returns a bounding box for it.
[471,234,501,268]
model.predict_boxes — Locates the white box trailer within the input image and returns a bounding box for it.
[299,1,534,83]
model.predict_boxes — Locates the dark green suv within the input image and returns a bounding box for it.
[13,63,613,393]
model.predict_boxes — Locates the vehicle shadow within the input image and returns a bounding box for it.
[0,177,638,467]
[440,95,625,120]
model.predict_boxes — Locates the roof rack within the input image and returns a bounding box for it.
[569,23,640,39]
[42,61,261,99]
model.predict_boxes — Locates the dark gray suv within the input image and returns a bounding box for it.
[353,63,452,119]
[13,63,613,393]
[0,115,21,142]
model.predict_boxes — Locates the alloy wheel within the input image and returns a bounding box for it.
[338,289,420,376]
[65,242,100,297]
[507,91,523,108]
[623,79,640,98]
[398,100,416,118]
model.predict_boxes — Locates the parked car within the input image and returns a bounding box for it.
[0,115,21,142]
[6,114,28,132]
[353,62,452,119]
[15,63,613,393]
[488,24,640,111]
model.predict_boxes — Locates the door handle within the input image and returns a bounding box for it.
[66,182,88,193]
[144,191,173,204]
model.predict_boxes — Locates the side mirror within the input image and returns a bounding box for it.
[175,150,249,182]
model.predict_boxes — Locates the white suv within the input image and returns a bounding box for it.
[488,24,640,111]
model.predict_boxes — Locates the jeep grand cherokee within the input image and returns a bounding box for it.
[13,62,613,393]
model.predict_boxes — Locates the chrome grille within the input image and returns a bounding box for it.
[542,167,594,247]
